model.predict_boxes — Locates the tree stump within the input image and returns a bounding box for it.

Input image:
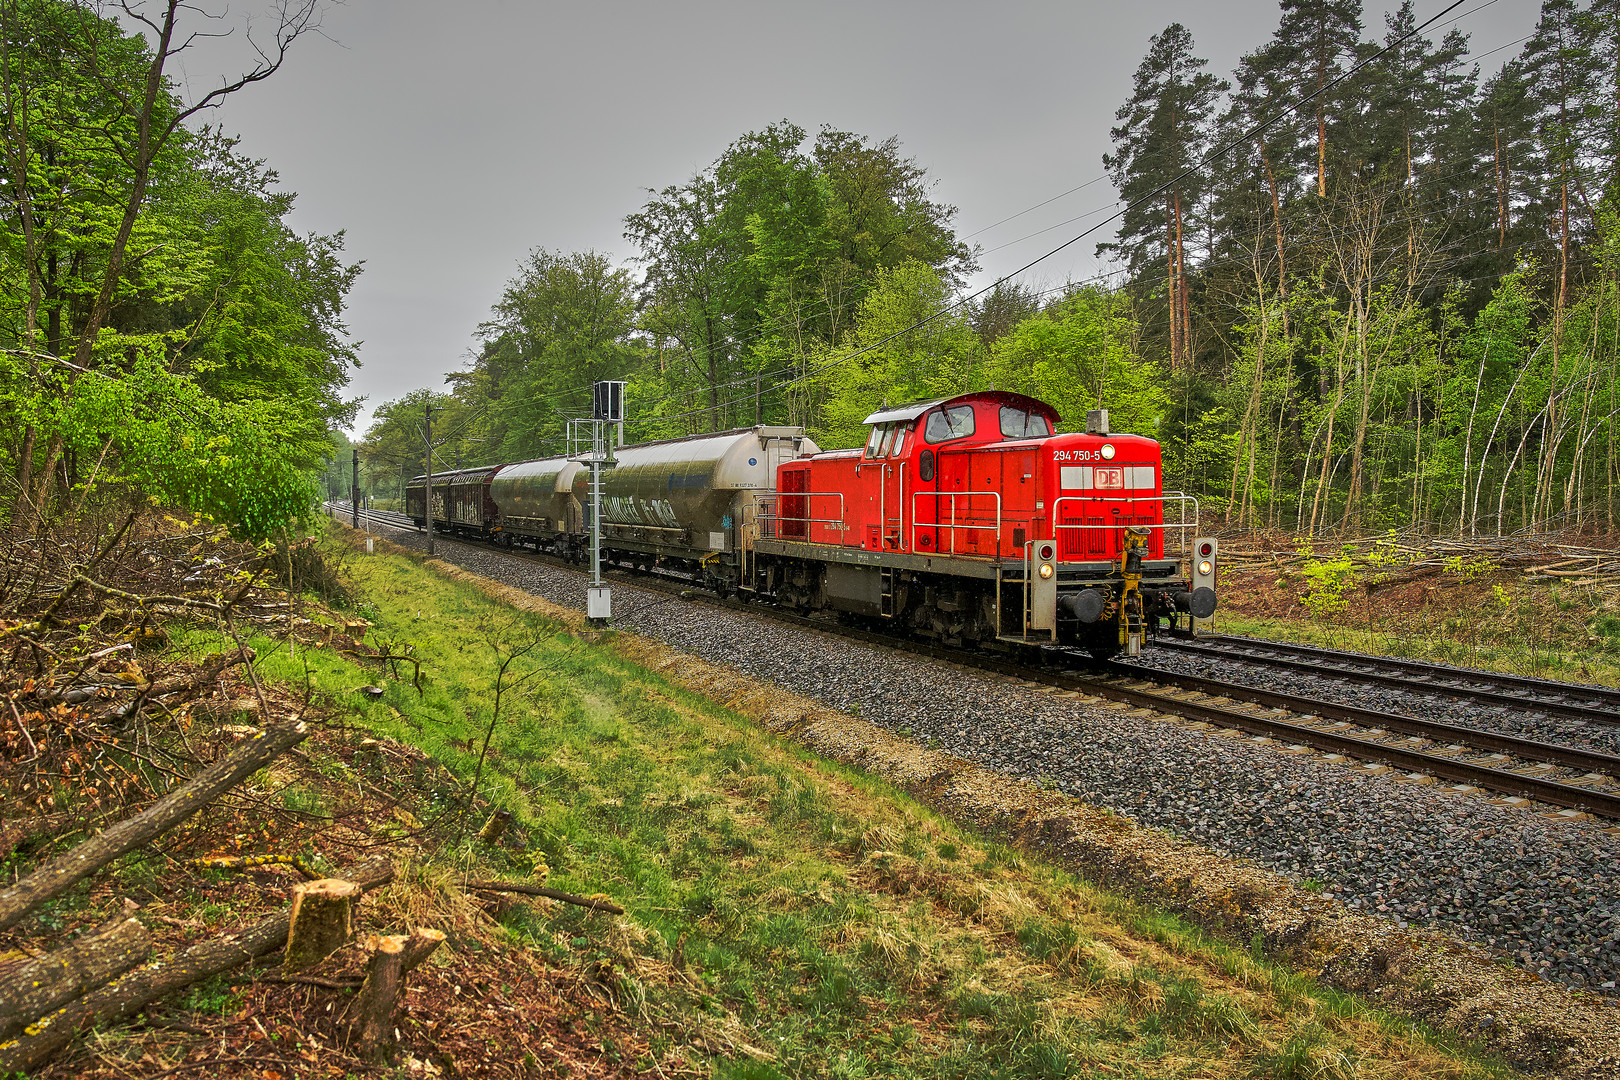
[478,810,511,843]
[400,927,446,974]
[350,934,408,1060]
[283,878,361,971]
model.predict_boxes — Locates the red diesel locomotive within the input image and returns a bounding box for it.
[750,390,1216,658]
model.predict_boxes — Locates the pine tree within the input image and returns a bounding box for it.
[1269,0,1363,197]
[1102,23,1226,371]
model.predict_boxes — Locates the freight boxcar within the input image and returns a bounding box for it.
[405,466,501,539]
[488,457,586,556]
[582,426,821,592]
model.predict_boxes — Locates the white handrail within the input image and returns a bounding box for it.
[909,490,1002,555]
[750,491,848,537]
[1051,493,1201,559]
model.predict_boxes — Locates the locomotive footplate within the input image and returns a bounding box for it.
[751,538,1002,580]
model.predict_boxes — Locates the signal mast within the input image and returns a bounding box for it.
[575,381,624,626]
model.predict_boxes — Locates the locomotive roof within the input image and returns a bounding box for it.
[861,391,1059,426]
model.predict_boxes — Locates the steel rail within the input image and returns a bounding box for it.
[1193,633,1620,711]
[1097,665,1620,775]
[1153,637,1620,727]
[345,514,1620,818]
[1043,670,1620,819]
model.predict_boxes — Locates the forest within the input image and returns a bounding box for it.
[362,0,1620,539]
[0,0,356,539]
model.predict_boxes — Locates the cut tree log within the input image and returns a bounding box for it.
[0,855,393,1074]
[283,878,362,971]
[0,719,310,934]
[349,933,407,1060]
[0,916,149,1041]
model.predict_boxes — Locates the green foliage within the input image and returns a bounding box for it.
[0,0,357,535]
[812,261,982,448]
[1298,547,1357,621]
[25,346,316,536]
[987,286,1166,436]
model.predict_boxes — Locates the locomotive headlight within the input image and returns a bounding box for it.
[1198,559,1213,576]
[1039,563,1055,579]
[1100,444,1115,460]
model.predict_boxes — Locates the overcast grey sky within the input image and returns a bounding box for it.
[184,0,1539,439]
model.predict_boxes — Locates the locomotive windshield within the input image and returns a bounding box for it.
[924,405,976,443]
[999,406,1051,439]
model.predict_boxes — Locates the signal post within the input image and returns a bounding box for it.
[579,381,625,626]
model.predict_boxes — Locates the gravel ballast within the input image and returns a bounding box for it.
[368,524,1620,1001]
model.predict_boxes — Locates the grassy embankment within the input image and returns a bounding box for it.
[170,532,1522,1080]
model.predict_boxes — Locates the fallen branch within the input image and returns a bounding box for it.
[99,648,254,722]
[250,973,362,991]
[339,647,424,696]
[69,575,224,615]
[184,854,320,881]
[463,880,624,915]
[0,916,149,1040]
[0,719,309,934]
[0,855,394,1074]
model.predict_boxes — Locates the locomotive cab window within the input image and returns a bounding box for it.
[999,406,1050,439]
[876,425,898,458]
[864,424,886,458]
[889,427,908,458]
[924,404,976,444]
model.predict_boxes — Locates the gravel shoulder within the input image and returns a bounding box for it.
[358,522,1620,1077]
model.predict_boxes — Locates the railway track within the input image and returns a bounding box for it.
[340,508,1620,820]
[1153,635,1620,727]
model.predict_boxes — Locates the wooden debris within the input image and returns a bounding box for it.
[477,809,512,843]
[400,926,446,974]
[0,856,394,1074]
[185,854,321,881]
[0,720,310,934]
[350,934,407,1061]
[283,878,362,971]
[0,916,149,1041]
[463,879,624,915]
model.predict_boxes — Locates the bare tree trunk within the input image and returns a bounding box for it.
[1261,151,1289,339]
[1495,122,1507,249]
[1166,199,1180,372]
[0,721,309,933]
